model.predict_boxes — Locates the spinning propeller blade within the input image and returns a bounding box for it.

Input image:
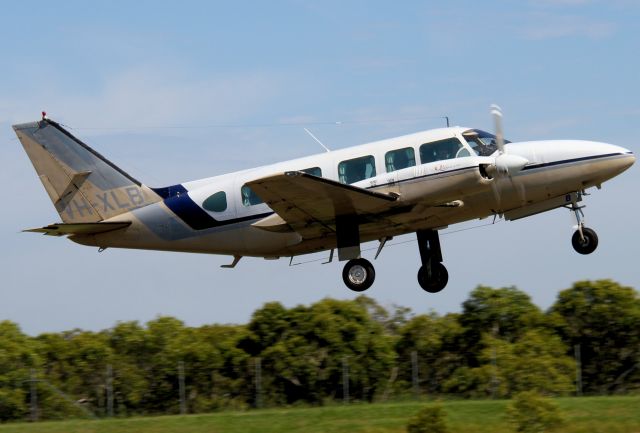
[488,105,529,210]
[491,104,505,154]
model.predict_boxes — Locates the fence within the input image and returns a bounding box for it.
[18,345,594,421]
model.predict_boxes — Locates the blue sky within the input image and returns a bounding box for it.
[1,0,638,334]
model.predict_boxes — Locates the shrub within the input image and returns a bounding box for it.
[406,404,448,433]
[506,391,564,433]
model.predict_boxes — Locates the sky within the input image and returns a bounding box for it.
[1,0,638,335]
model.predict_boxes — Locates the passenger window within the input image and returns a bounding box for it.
[338,155,376,184]
[419,138,466,164]
[301,167,322,177]
[385,147,416,173]
[202,191,227,212]
[241,185,263,206]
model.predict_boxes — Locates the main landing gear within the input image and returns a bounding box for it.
[416,229,448,293]
[568,197,598,255]
[342,258,376,292]
[340,229,449,293]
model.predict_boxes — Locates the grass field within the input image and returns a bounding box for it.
[0,396,638,433]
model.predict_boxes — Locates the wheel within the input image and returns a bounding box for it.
[417,262,448,293]
[342,258,375,292]
[571,227,598,255]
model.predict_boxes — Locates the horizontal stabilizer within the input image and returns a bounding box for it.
[24,222,131,237]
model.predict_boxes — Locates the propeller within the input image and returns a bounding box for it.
[486,105,528,210]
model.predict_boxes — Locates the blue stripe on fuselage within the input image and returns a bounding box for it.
[163,193,220,230]
[152,184,188,199]
[153,185,273,230]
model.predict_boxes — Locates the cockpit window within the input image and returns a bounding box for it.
[419,138,467,164]
[463,129,511,156]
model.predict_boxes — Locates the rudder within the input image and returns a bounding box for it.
[13,118,161,223]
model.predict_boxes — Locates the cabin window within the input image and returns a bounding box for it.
[301,167,322,177]
[385,147,416,173]
[419,137,466,164]
[241,185,263,206]
[338,155,376,184]
[202,191,227,212]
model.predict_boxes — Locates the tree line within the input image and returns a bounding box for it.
[0,279,638,421]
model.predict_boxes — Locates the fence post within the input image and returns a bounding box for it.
[106,364,114,417]
[178,361,186,415]
[574,344,583,396]
[342,357,349,404]
[255,357,262,409]
[411,351,419,399]
[490,345,498,398]
[30,369,38,422]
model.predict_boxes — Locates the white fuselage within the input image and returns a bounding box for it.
[74,126,635,259]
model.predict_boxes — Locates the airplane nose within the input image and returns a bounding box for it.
[591,141,635,181]
[604,142,635,170]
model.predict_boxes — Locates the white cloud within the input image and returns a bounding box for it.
[1,63,283,131]
[520,14,615,40]
[530,0,594,6]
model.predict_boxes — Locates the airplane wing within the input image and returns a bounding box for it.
[247,171,399,238]
[24,222,131,237]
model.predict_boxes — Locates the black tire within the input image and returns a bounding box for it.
[417,262,449,293]
[342,258,375,292]
[571,227,598,255]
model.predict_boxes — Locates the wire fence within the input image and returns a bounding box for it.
[19,345,597,421]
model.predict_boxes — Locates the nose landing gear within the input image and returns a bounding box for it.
[568,194,599,255]
[572,227,599,255]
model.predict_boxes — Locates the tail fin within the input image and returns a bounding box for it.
[13,118,161,223]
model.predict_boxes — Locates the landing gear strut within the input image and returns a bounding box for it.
[342,258,375,292]
[568,196,598,255]
[416,229,448,293]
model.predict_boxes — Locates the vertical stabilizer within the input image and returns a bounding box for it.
[13,119,161,223]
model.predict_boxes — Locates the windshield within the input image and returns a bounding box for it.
[462,129,511,156]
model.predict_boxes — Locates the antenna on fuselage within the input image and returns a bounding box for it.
[444,116,450,127]
[303,128,331,152]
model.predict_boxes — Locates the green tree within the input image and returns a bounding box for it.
[443,330,574,398]
[354,295,412,335]
[460,286,545,344]
[141,316,187,413]
[170,324,250,412]
[396,313,464,395]
[105,321,150,415]
[549,280,640,393]
[0,321,37,421]
[242,298,396,405]
[36,329,113,417]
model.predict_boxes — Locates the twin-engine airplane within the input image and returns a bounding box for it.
[13,107,635,293]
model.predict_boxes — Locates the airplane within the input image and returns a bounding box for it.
[13,107,635,293]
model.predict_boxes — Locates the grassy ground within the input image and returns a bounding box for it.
[0,396,638,433]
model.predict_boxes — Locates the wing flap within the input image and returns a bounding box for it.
[24,222,131,237]
[247,171,399,237]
